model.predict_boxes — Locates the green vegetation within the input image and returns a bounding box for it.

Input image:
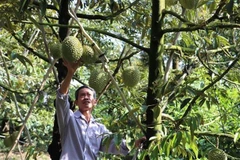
[0,0,240,159]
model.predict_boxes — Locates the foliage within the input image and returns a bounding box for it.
[0,0,240,159]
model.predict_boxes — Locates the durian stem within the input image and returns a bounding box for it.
[68,8,103,55]
[68,7,146,135]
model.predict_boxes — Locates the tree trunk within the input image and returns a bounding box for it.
[47,0,71,159]
[145,0,165,159]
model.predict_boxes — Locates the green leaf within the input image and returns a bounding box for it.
[207,0,217,14]
[52,0,60,9]
[206,100,211,110]
[15,54,33,68]
[212,34,218,48]
[127,107,139,116]
[173,131,182,148]
[152,144,160,158]
[113,133,122,147]
[190,141,198,158]
[222,113,227,124]
[166,141,171,156]
[186,87,198,96]
[19,0,30,13]
[180,98,191,110]
[189,118,195,141]
[234,132,239,143]
[198,98,205,107]
[225,0,234,14]
[153,106,161,119]
[171,132,177,146]
[40,0,47,16]
[217,35,230,46]
[28,16,42,30]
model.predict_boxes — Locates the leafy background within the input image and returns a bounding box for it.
[0,0,240,159]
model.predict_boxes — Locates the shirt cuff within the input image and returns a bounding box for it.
[57,88,69,100]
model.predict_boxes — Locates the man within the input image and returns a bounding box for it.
[56,60,131,160]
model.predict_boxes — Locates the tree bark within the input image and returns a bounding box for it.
[145,0,165,159]
[47,0,71,159]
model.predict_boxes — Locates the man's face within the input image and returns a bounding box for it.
[75,88,97,112]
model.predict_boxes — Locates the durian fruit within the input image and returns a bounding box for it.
[179,0,198,9]
[208,148,227,160]
[49,41,62,59]
[62,36,83,62]
[122,66,140,87]
[11,131,18,142]
[81,45,98,64]
[4,131,19,148]
[88,69,109,93]
[4,135,14,147]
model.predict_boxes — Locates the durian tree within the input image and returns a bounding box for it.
[0,0,240,159]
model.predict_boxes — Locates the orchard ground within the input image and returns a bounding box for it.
[0,152,51,160]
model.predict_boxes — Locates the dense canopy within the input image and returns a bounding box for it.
[0,0,240,159]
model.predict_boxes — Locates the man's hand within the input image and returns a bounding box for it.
[135,136,146,148]
[63,59,83,75]
[59,59,83,95]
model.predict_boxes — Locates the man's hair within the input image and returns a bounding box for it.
[75,85,97,100]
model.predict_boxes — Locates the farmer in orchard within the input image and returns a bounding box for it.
[56,60,145,160]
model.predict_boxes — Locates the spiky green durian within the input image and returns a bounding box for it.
[122,66,140,87]
[49,42,62,59]
[11,131,18,142]
[88,69,109,93]
[4,135,13,147]
[62,36,83,62]
[81,45,98,64]
[208,148,227,160]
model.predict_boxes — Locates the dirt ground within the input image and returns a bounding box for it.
[0,152,51,160]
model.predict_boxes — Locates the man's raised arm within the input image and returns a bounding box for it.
[59,60,82,94]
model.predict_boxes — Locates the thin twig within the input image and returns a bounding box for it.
[6,59,57,159]
[11,94,32,145]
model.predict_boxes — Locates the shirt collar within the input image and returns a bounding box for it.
[74,110,95,122]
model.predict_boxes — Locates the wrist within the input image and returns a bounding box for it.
[67,69,75,76]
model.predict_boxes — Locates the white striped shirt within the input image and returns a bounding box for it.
[56,89,129,160]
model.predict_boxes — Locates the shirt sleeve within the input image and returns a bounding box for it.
[55,89,71,136]
[106,138,129,156]
[99,125,129,156]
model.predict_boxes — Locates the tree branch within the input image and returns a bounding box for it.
[194,131,234,139]
[10,20,150,53]
[162,9,195,27]
[205,0,228,24]
[11,32,49,62]
[162,0,230,31]
[176,56,240,128]
[163,22,240,34]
